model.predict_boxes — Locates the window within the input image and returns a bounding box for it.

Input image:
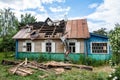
[46,42,51,52]
[69,42,76,53]
[26,43,31,52]
[92,43,108,53]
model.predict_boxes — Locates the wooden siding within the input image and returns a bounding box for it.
[34,40,42,52]
[53,40,64,53]
[18,40,24,52]
[77,39,84,53]
[18,39,85,53]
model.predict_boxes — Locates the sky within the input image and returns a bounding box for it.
[0,0,120,32]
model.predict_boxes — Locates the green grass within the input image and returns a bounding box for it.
[0,52,112,80]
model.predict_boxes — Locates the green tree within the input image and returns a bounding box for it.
[20,13,37,27]
[0,8,19,52]
[93,28,107,36]
[109,24,120,64]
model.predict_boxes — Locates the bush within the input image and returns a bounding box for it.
[85,57,107,67]
[37,55,47,62]
[111,54,120,65]
[77,55,107,67]
[108,66,120,80]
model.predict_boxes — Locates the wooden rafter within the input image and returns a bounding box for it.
[51,26,57,37]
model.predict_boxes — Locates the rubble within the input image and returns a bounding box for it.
[2,59,93,77]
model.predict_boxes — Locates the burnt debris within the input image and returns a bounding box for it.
[24,17,66,39]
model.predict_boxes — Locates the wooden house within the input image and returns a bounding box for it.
[13,18,111,61]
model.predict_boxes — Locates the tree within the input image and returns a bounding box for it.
[93,28,107,36]
[0,8,19,52]
[20,13,37,27]
[109,24,120,64]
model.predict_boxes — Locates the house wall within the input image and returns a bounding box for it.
[18,40,24,52]
[86,33,111,60]
[78,39,84,53]
[17,39,85,53]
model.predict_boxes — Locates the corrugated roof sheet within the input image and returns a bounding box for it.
[65,19,90,38]
[13,19,90,39]
[13,29,30,39]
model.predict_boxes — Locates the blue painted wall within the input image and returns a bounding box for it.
[15,40,18,58]
[86,33,111,60]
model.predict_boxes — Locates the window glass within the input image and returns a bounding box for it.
[26,43,31,52]
[46,42,51,52]
[69,42,75,53]
[92,43,107,53]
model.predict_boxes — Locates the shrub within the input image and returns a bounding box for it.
[108,66,120,80]
[85,57,107,67]
[37,55,47,62]
[77,55,107,67]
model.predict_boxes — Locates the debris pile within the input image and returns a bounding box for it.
[1,59,93,77]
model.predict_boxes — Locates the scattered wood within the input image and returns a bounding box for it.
[1,60,20,65]
[12,61,25,74]
[9,67,33,76]
[39,74,48,78]
[55,68,65,74]
[18,68,33,74]
[45,61,93,71]
[4,60,93,77]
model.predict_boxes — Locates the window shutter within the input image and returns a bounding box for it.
[23,42,26,52]
[52,42,55,52]
[32,42,34,52]
[42,42,45,52]
[75,42,80,53]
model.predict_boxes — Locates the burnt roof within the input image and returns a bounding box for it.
[13,18,90,39]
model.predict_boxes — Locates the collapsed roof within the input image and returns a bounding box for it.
[13,18,90,39]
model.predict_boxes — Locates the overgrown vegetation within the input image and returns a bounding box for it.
[109,24,120,65]
[0,52,112,80]
[76,55,107,67]
[0,8,37,52]
[108,66,120,80]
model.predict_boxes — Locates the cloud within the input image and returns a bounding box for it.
[49,6,70,12]
[41,0,65,4]
[86,0,120,32]
[0,0,44,11]
[88,3,99,9]
[0,0,68,21]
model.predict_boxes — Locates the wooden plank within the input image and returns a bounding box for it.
[51,26,57,37]
[15,70,28,76]
[9,67,28,76]
[12,61,25,74]
[18,68,33,74]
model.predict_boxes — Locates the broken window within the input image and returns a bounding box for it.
[69,42,76,53]
[92,43,108,53]
[46,42,51,52]
[26,43,31,52]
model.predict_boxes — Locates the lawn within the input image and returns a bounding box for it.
[0,52,112,80]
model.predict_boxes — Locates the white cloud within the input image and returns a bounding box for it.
[0,0,45,11]
[88,3,99,9]
[41,0,65,4]
[0,0,68,21]
[49,6,70,12]
[86,0,120,32]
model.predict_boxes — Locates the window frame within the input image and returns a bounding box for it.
[45,42,52,52]
[69,42,76,53]
[26,42,32,52]
[91,42,109,54]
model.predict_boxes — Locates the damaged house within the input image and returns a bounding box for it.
[13,18,111,61]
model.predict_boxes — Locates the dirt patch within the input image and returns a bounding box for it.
[94,66,113,74]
